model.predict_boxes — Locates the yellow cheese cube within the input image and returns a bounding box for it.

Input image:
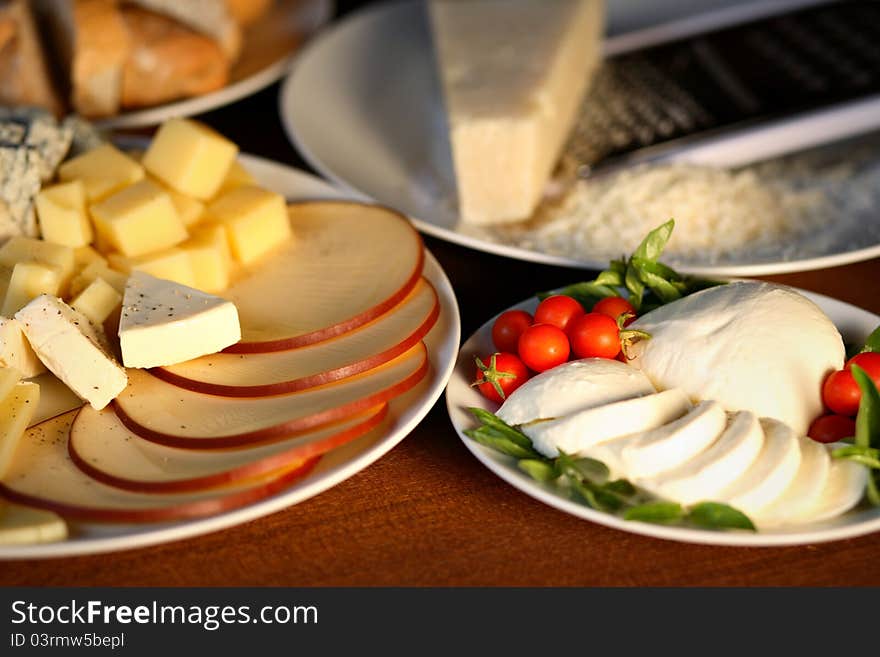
[216,160,256,197]
[150,177,205,227]
[69,261,128,297]
[1,262,62,316]
[143,119,238,200]
[181,225,233,293]
[0,265,12,304]
[58,144,145,202]
[90,179,189,257]
[35,181,94,248]
[70,277,122,326]
[114,248,197,289]
[207,186,292,265]
[73,246,107,270]
[0,237,75,293]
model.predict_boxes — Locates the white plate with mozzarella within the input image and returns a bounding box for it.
[0,156,461,559]
[446,287,880,547]
[280,0,880,277]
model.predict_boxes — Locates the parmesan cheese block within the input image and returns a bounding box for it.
[429,0,603,225]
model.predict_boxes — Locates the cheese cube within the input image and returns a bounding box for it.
[69,261,128,298]
[90,179,188,257]
[1,262,63,317]
[57,144,145,202]
[0,317,46,378]
[0,382,40,479]
[159,181,205,228]
[35,180,94,248]
[16,295,127,410]
[73,245,107,270]
[429,0,603,223]
[70,277,122,326]
[0,366,23,404]
[110,248,197,289]
[143,119,238,200]
[0,237,76,285]
[180,224,232,293]
[207,186,291,265]
[119,271,241,368]
[216,160,256,196]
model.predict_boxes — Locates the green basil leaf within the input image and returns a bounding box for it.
[570,457,610,484]
[635,267,682,304]
[604,479,637,497]
[852,365,880,450]
[464,427,539,459]
[633,219,675,262]
[594,269,624,287]
[831,445,880,469]
[518,459,559,483]
[625,262,645,310]
[687,502,756,531]
[682,276,726,294]
[569,478,624,512]
[860,325,880,354]
[624,502,684,524]
[630,257,682,282]
[467,408,534,449]
[609,259,627,276]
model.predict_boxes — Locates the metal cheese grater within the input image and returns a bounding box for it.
[564,0,880,176]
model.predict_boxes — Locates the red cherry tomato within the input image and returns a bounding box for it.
[845,352,880,387]
[823,369,861,416]
[473,352,530,404]
[533,295,584,332]
[808,414,856,444]
[517,323,570,372]
[491,310,533,353]
[592,296,636,325]
[567,312,621,360]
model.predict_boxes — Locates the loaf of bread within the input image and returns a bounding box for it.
[225,0,274,27]
[0,0,64,116]
[120,7,229,108]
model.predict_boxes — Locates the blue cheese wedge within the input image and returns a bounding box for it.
[15,295,127,410]
[118,271,241,369]
[0,140,41,240]
[0,108,74,181]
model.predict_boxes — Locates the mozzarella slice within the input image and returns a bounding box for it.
[720,418,802,516]
[497,358,655,426]
[640,410,764,506]
[805,458,868,524]
[622,400,727,478]
[522,389,691,458]
[758,435,830,527]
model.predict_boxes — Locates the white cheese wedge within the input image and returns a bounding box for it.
[522,389,691,458]
[805,458,868,524]
[758,435,830,527]
[0,381,39,478]
[15,295,127,410]
[497,358,656,427]
[429,0,603,224]
[629,282,845,435]
[0,316,46,377]
[118,271,241,369]
[0,503,67,545]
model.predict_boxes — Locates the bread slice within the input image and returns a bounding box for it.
[0,0,65,116]
[225,0,273,27]
[120,7,229,108]
[36,0,131,118]
[123,0,242,61]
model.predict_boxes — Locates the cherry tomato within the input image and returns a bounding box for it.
[567,312,620,360]
[592,296,636,325]
[808,414,856,444]
[473,352,530,404]
[823,369,861,416]
[491,310,533,353]
[517,323,570,372]
[845,352,880,387]
[533,295,584,332]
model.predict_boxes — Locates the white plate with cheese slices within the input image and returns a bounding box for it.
[94,0,334,130]
[0,155,461,559]
[446,288,880,547]
[280,0,880,277]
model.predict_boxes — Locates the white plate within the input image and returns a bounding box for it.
[0,156,461,559]
[279,0,880,277]
[446,290,880,547]
[95,0,334,130]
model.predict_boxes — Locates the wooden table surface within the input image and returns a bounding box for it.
[4,28,880,586]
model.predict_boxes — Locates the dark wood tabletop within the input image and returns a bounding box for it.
[3,8,880,586]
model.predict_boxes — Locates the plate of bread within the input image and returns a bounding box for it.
[0,0,333,128]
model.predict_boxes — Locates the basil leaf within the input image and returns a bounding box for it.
[609,259,627,276]
[625,261,645,310]
[518,459,560,483]
[569,478,624,512]
[832,445,880,469]
[687,502,756,531]
[464,427,539,459]
[851,365,880,505]
[635,267,683,304]
[569,457,610,484]
[631,257,682,282]
[604,479,637,497]
[633,219,675,262]
[624,502,684,524]
[467,408,534,449]
[594,269,624,287]
[860,325,880,354]
[550,281,619,304]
